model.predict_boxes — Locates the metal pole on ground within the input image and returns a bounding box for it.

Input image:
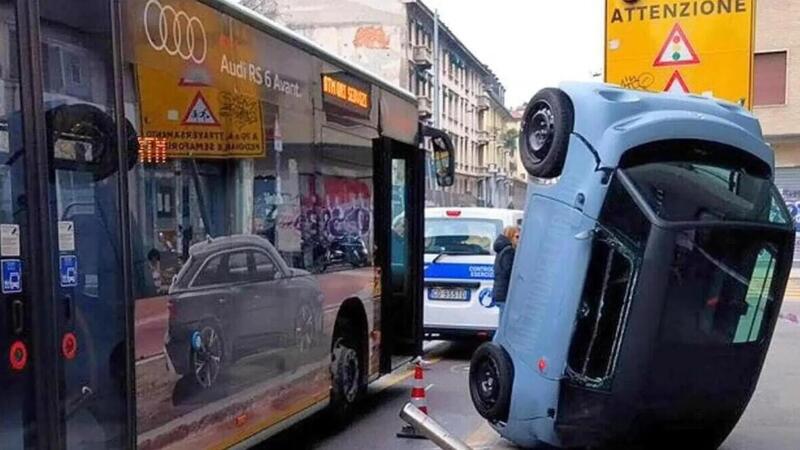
[399,403,472,450]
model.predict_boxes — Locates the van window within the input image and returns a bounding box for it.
[424,218,503,255]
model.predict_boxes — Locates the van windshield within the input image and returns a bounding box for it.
[424,218,503,255]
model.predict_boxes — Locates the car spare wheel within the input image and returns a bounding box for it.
[519,88,575,179]
[469,342,514,422]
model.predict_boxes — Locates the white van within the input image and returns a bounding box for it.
[423,207,523,339]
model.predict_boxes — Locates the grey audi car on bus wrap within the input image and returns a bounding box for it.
[164,235,324,389]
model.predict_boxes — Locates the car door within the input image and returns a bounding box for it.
[242,250,285,347]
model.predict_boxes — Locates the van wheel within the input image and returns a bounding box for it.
[329,318,364,422]
[519,88,574,179]
[469,342,514,422]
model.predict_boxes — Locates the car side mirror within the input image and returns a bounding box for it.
[421,125,455,187]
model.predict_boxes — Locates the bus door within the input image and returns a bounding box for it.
[0,0,133,447]
[40,1,133,447]
[0,1,34,446]
[377,138,425,370]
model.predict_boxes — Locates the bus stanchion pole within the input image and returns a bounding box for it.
[399,403,472,450]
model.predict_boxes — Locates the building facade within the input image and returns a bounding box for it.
[753,0,800,268]
[241,0,524,208]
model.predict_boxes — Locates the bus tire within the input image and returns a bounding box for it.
[469,342,514,422]
[519,88,574,179]
[329,317,364,422]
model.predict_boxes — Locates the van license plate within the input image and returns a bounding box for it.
[428,287,470,301]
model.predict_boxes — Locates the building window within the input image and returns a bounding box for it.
[754,51,788,106]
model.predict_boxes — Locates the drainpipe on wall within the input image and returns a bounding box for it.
[433,8,440,129]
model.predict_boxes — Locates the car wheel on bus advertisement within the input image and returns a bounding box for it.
[294,303,317,354]
[520,88,575,179]
[189,321,226,390]
[329,318,364,422]
[469,342,514,422]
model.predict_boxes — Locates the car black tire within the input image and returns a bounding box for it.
[469,342,514,422]
[519,88,575,179]
[189,320,225,390]
[329,318,364,422]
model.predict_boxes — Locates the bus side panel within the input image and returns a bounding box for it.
[121,0,386,447]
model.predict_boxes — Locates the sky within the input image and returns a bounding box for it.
[422,0,605,108]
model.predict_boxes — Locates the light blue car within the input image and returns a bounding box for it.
[469,83,795,449]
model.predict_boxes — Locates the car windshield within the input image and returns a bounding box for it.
[424,218,503,255]
[623,161,791,225]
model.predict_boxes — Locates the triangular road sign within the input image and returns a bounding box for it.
[664,71,690,94]
[654,24,700,67]
[182,92,220,126]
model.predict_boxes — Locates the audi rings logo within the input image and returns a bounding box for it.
[144,0,207,64]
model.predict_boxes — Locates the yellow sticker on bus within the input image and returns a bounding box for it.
[605,0,755,109]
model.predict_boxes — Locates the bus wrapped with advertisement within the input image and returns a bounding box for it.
[0,0,454,448]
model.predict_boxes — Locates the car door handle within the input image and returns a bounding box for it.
[217,298,228,305]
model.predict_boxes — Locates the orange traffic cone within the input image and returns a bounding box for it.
[410,362,428,414]
[397,361,428,439]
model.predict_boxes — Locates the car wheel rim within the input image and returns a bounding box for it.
[296,305,315,353]
[333,340,359,403]
[527,100,555,160]
[193,326,222,388]
[476,358,499,407]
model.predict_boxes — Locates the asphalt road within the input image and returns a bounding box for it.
[260,301,800,449]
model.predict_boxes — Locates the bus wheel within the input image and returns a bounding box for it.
[520,88,574,179]
[190,321,225,389]
[329,318,363,421]
[469,342,514,422]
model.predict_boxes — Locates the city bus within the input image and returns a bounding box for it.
[0,0,454,448]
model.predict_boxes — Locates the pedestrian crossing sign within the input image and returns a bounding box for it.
[182,92,220,126]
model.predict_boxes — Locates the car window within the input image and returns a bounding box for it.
[253,251,277,281]
[194,255,224,287]
[227,251,251,283]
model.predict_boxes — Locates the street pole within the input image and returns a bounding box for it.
[432,8,443,206]
[433,8,440,129]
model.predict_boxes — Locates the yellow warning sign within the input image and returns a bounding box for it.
[605,0,755,108]
[137,65,264,159]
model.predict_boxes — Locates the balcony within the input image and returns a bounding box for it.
[412,46,433,69]
[418,96,433,119]
[477,130,490,145]
[477,94,491,111]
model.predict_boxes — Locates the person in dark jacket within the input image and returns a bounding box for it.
[493,226,520,312]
